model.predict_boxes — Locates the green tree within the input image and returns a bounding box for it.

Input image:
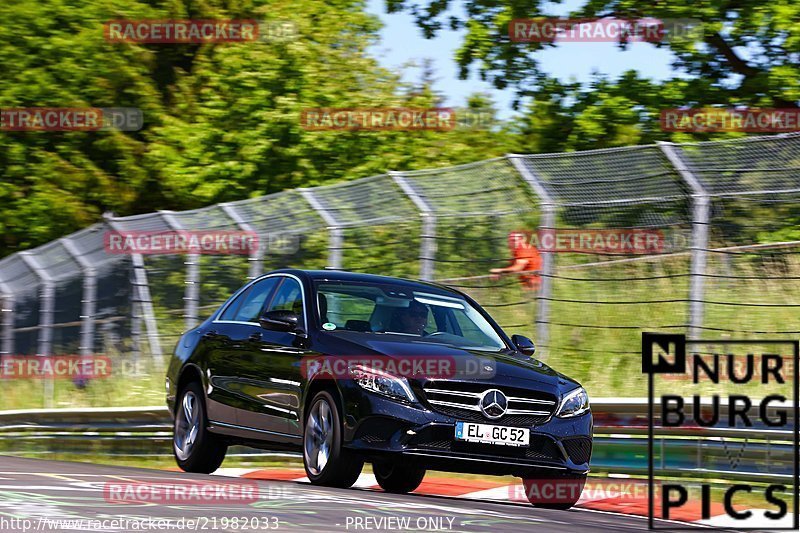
[388,0,800,150]
[0,0,512,258]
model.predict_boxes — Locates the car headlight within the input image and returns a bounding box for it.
[349,364,416,403]
[556,387,590,418]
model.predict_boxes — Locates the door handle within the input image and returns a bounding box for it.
[249,332,262,341]
[203,330,219,339]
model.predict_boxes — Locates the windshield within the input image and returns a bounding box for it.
[314,280,507,352]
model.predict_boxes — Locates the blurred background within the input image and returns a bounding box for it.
[1,0,799,413]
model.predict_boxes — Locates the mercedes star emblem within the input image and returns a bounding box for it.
[479,389,508,419]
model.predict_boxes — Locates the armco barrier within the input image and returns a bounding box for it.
[0,406,173,456]
[0,399,794,482]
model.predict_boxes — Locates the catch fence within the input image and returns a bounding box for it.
[2,133,800,406]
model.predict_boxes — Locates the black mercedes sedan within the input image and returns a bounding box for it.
[166,269,592,508]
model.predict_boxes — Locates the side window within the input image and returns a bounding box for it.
[266,278,305,327]
[220,288,252,321]
[221,278,280,322]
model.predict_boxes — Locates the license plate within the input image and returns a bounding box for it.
[455,421,529,447]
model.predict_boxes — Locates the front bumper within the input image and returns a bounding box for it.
[341,387,593,478]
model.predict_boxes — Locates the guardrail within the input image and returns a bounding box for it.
[0,400,794,482]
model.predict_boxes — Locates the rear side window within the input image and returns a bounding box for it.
[220,277,280,322]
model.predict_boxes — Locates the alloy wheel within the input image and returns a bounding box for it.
[304,398,334,475]
[174,390,200,461]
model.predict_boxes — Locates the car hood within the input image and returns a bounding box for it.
[316,332,577,391]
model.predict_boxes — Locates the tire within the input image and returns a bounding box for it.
[522,473,587,510]
[173,381,227,474]
[303,391,364,488]
[373,460,426,494]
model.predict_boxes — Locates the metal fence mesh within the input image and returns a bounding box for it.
[678,133,800,197]
[227,190,327,274]
[519,145,691,226]
[398,158,541,332]
[306,173,421,278]
[508,147,694,385]
[674,134,800,344]
[3,133,800,406]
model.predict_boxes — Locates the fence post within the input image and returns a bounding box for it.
[300,189,343,269]
[61,238,97,358]
[130,274,142,368]
[19,252,55,407]
[658,142,710,339]
[507,155,556,360]
[0,288,13,358]
[160,211,200,330]
[0,272,14,359]
[183,255,200,330]
[390,171,437,280]
[220,203,263,280]
[105,215,165,369]
[130,253,164,370]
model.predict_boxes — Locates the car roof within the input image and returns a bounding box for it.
[268,269,460,295]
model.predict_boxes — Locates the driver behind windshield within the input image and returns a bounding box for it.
[390,300,429,335]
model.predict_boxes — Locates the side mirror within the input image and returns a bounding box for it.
[511,334,536,356]
[259,309,299,332]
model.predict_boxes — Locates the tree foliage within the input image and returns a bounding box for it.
[0,0,513,257]
[388,0,800,150]
[2,0,797,257]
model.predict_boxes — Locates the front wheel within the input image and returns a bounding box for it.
[303,391,364,488]
[173,381,227,474]
[522,474,587,510]
[373,460,425,494]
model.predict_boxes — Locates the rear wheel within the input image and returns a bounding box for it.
[373,460,426,494]
[173,381,227,474]
[522,473,587,510]
[303,391,363,488]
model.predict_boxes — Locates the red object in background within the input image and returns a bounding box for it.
[490,231,542,291]
[510,232,542,290]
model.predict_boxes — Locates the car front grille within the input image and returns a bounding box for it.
[429,406,544,427]
[525,436,563,461]
[562,437,592,464]
[421,439,452,450]
[360,433,388,444]
[421,381,557,426]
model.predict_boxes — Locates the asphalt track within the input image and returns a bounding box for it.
[0,456,707,532]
